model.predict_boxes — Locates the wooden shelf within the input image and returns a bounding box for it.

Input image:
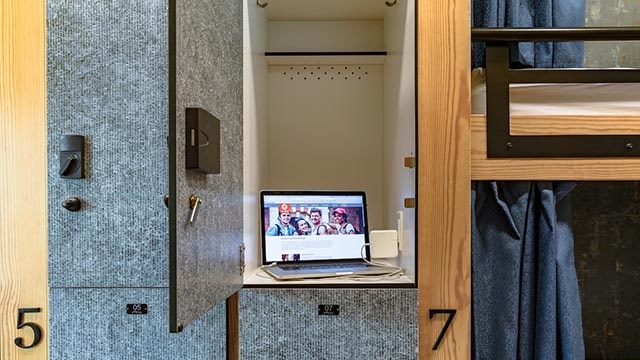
[265,51,387,65]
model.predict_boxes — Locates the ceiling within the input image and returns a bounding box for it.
[262,0,389,21]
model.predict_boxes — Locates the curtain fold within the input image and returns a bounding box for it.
[472,182,585,359]
[471,2,586,357]
[472,0,586,68]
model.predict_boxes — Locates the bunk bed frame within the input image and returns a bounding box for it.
[418,1,640,358]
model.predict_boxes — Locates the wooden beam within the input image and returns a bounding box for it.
[471,114,640,180]
[417,0,471,358]
[0,0,49,358]
[509,114,640,135]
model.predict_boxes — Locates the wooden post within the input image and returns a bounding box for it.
[226,291,240,360]
[417,0,471,358]
[0,0,49,358]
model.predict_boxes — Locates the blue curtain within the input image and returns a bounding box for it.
[472,1,586,358]
[472,0,585,68]
[472,182,585,359]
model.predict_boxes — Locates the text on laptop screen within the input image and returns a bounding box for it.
[261,193,368,263]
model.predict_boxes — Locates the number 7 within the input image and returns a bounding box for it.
[429,309,456,350]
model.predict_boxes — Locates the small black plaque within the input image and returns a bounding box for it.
[185,108,221,174]
[318,305,340,315]
[126,304,148,315]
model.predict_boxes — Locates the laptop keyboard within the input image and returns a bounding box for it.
[281,263,367,271]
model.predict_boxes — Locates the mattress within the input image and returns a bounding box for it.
[471,68,640,115]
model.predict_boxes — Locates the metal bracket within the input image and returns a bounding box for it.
[404,156,415,168]
[404,198,415,209]
[485,44,640,157]
[239,243,246,276]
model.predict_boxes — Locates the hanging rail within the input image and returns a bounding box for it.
[471,27,640,42]
[265,51,387,56]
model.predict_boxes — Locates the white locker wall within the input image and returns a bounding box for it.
[267,64,385,229]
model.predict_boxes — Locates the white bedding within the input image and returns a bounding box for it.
[471,68,640,115]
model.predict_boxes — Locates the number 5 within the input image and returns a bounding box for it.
[429,309,456,350]
[15,308,42,349]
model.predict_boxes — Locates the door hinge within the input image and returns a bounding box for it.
[239,243,246,276]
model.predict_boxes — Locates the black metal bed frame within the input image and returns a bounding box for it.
[472,27,640,157]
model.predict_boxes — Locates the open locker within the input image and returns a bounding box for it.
[170,0,416,336]
[242,0,417,286]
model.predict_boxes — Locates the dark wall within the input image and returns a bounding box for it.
[573,183,640,359]
[585,0,640,68]
[576,2,640,358]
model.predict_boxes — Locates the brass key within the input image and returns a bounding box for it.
[188,194,203,224]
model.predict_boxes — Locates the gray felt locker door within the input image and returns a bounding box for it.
[169,0,244,332]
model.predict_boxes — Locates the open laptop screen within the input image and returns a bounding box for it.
[260,191,370,264]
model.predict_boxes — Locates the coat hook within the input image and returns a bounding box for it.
[257,0,268,8]
[385,0,397,6]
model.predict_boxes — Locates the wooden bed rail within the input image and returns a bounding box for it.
[472,27,640,158]
[471,115,640,180]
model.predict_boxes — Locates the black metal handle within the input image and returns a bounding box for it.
[59,156,77,176]
[472,27,640,42]
[62,197,81,212]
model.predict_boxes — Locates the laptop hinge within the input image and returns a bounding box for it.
[239,243,246,276]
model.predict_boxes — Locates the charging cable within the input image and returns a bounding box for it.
[330,244,404,281]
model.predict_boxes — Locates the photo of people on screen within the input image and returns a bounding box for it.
[280,253,301,261]
[309,208,335,235]
[331,207,357,234]
[262,193,367,262]
[264,204,362,236]
[292,217,312,235]
[265,203,296,236]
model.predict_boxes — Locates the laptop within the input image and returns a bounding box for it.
[259,190,396,280]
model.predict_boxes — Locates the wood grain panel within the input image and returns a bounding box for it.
[509,114,640,135]
[471,114,640,180]
[0,0,49,358]
[417,0,471,358]
[226,292,239,360]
